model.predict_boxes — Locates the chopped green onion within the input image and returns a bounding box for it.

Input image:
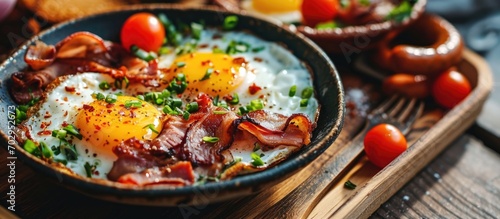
[186,102,199,113]
[213,95,220,106]
[162,105,173,114]
[250,99,264,110]
[52,129,67,139]
[63,124,83,140]
[155,98,164,105]
[131,45,157,61]
[61,143,78,160]
[171,98,183,108]
[289,85,297,97]
[168,73,188,94]
[182,110,190,120]
[251,152,265,167]
[105,94,117,104]
[161,90,171,99]
[252,46,265,53]
[144,92,155,102]
[202,136,220,143]
[223,15,238,30]
[99,81,110,90]
[84,162,96,178]
[95,92,105,100]
[226,41,250,54]
[15,108,27,124]
[23,139,38,155]
[124,100,142,109]
[191,22,203,40]
[18,105,29,112]
[176,62,186,68]
[213,111,228,114]
[143,124,159,134]
[136,95,145,101]
[54,158,67,165]
[386,0,413,23]
[158,13,171,27]
[238,106,249,115]
[123,77,129,88]
[301,87,314,99]
[213,47,225,54]
[344,180,357,190]
[51,146,61,156]
[300,98,309,107]
[316,21,338,30]
[228,93,239,105]
[40,142,53,159]
[158,46,170,55]
[200,68,213,81]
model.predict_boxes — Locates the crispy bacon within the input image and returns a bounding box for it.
[107,138,177,181]
[117,161,195,186]
[10,31,163,104]
[24,41,56,70]
[237,113,312,147]
[55,31,108,58]
[183,110,238,166]
[108,109,313,183]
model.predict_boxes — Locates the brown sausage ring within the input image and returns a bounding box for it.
[374,13,463,75]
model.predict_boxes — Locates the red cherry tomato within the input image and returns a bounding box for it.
[432,69,472,109]
[301,0,338,27]
[120,13,165,52]
[364,123,407,168]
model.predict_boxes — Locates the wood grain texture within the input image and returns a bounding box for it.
[370,135,500,219]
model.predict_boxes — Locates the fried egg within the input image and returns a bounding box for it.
[158,29,319,121]
[241,0,303,23]
[24,28,318,180]
[25,73,164,178]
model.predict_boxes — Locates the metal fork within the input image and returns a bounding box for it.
[271,95,425,219]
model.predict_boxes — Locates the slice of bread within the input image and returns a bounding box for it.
[23,0,140,23]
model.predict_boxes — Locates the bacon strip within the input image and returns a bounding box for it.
[24,41,56,70]
[183,110,238,166]
[108,109,313,184]
[117,161,195,186]
[237,113,312,147]
[10,31,163,104]
[107,138,177,181]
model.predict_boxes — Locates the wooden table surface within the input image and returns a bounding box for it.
[1,1,499,218]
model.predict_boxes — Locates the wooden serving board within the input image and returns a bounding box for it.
[0,49,492,218]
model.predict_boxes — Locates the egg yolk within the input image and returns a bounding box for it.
[75,96,163,158]
[252,0,302,13]
[168,52,247,96]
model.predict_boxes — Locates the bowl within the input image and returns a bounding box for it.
[212,0,427,54]
[0,4,344,206]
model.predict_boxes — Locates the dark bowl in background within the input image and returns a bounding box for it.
[213,0,427,54]
[0,4,344,206]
